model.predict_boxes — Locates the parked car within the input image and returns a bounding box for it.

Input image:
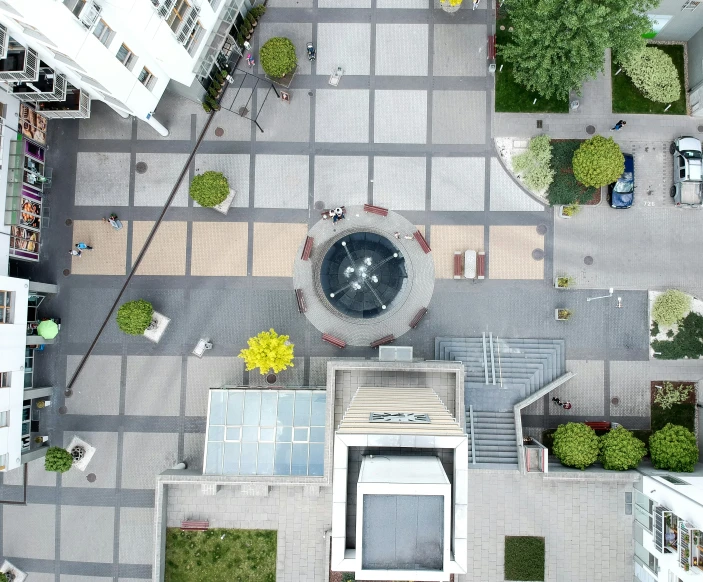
[670,136,703,207]
[607,154,634,209]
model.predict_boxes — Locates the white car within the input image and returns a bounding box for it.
[670,136,703,207]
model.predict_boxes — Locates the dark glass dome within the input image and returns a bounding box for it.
[320,232,407,319]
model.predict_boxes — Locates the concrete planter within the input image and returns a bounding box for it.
[558,205,572,219]
[555,309,572,321]
[1,560,27,582]
[554,277,573,289]
[143,311,171,343]
[211,188,236,215]
[66,435,96,471]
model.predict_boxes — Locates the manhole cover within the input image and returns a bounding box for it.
[308,90,313,97]
[611,397,620,406]
[238,106,249,117]
[698,125,703,133]
[536,224,547,235]
[86,473,97,483]
[314,201,325,210]
[64,388,73,398]
[531,249,544,261]
[59,406,67,415]
[586,125,596,135]
[214,127,224,137]
[65,219,73,226]
[135,162,148,174]
[584,256,594,265]
[63,269,71,276]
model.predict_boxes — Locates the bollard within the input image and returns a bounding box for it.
[664,104,671,112]
[533,98,537,105]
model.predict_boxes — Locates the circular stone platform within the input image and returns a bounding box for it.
[293,206,435,346]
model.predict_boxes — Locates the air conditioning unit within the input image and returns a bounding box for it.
[79,1,102,29]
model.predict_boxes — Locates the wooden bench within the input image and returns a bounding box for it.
[363,204,389,217]
[295,289,306,314]
[370,334,395,348]
[585,421,611,431]
[409,307,428,329]
[453,251,463,280]
[477,251,486,280]
[414,230,431,254]
[181,520,209,531]
[488,35,496,60]
[322,333,346,349]
[301,236,314,261]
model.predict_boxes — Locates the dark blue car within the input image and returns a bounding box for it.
[607,154,634,209]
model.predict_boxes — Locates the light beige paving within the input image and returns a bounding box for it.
[488,225,544,280]
[191,222,248,276]
[70,220,128,275]
[131,221,187,276]
[429,225,484,279]
[252,222,308,277]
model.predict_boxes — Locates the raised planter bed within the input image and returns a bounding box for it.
[212,188,236,215]
[66,434,96,471]
[143,311,170,344]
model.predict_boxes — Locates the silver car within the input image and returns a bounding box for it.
[671,136,703,207]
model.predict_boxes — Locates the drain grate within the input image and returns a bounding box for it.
[584,256,594,265]
[586,125,596,135]
[87,473,97,483]
[536,224,547,235]
[65,219,73,226]
[135,161,148,174]
[532,249,544,261]
[698,125,703,133]
[63,269,71,276]
[59,406,68,415]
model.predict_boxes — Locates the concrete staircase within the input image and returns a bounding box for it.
[467,410,518,468]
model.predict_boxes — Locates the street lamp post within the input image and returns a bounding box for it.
[587,288,614,302]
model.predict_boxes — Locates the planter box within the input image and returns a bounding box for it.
[212,188,236,215]
[1,560,27,582]
[558,205,572,219]
[143,311,170,343]
[554,277,571,289]
[66,434,96,471]
[555,309,571,321]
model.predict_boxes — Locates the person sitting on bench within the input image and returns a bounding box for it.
[332,207,345,223]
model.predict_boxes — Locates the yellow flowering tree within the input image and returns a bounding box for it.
[238,329,294,375]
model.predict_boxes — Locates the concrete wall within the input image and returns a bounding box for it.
[651,0,703,41]
[690,26,703,89]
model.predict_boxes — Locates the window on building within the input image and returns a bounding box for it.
[167,0,190,33]
[0,372,10,388]
[0,291,12,323]
[661,475,690,485]
[184,22,204,55]
[116,43,137,71]
[138,67,157,91]
[0,411,7,428]
[92,19,113,47]
[0,453,7,470]
[63,0,86,18]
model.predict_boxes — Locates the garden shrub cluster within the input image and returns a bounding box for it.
[44,447,73,473]
[572,135,625,188]
[651,311,703,360]
[116,299,154,336]
[239,329,294,375]
[189,171,229,208]
[504,536,545,581]
[654,381,694,410]
[649,423,699,472]
[260,37,297,78]
[512,135,554,191]
[652,289,691,326]
[552,423,600,470]
[621,47,681,104]
[598,426,646,470]
[546,140,597,206]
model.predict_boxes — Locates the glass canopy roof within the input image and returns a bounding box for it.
[204,389,326,476]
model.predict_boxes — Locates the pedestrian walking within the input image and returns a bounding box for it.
[69,249,82,257]
[75,242,93,250]
[472,0,480,9]
[551,396,571,409]
[246,53,255,68]
[610,120,626,131]
[393,232,401,239]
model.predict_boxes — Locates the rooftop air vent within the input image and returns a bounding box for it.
[369,412,430,423]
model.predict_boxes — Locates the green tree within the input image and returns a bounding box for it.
[116,300,153,335]
[260,37,297,78]
[598,426,646,470]
[189,171,229,207]
[44,447,73,473]
[652,289,691,326]
[552,422,600,470]
[572,135,624,188]
[501,0,656,101]
[239,329,294,375]
[620,47,681,104]
[512,134,554,191]
[650,424,699,472]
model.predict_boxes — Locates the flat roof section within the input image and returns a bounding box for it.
[362,494,444,571]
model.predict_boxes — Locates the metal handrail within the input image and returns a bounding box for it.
[469,405,476,465]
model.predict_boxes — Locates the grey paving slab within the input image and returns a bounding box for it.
[61,577,112,582]
[61,431,118,488]
[551,360,605,417]
[431,157,485,211]
[373,156,427,210]
[121,432,179,490]
[185,356,244,416]
[75,152,130,206]
[433,24,488,77]
[309,357,334,387]
[60,505,114,563]
[374,90,427,144]
[375,24,429,77]
[134,153,190,207]
[204,102,253,142]
[3,457,56,487]
[314,156,369,206]
[489,157,545,211]
[319,0,370,5]
[316,23,371,76]
[66,355,122,416]
[257,22,313,76]
[183,432,205,472]
[137,91,203,140]
[249,356,305,387]
[119,507,154,565]
[315,89,370,143]
[4,504,56,559]
[378,0,427,6]
[432,90,486,145]
[267,0,312,7]
[79,101,132,140]
[125,356,182,416]
[254,154,310,209]
[255,87,310,142]
[609,361,651,418]
[194,153,250,209]
[25,574,55,582]
[66,287,126,344]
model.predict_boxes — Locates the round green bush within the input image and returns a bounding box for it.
[552,422,600,470]
[44,447,73,473]
[652,289,691,326]
[116,299,154,335]
[572,135,625,188]
[598,426,646,470]
[622,47,681,104]
[260,37,297,78]
[189,171,229,207]
[650,423,699,472]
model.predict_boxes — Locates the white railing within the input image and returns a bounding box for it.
[13,71,67,103]
[177,5,200,44]
[0,24,7,60]
[0,46,39,82]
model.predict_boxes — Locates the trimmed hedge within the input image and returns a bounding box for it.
[552,422,599,470]
[44,447,73,473]
[116,300,154,336]
[598,426,646,470]
[572,135,625,188]
[512,134,554,191]
[189,171,229,207]
[650,423,699,472]
[621,47,681,104]
[652,289,691,326]
[260,37,297,78]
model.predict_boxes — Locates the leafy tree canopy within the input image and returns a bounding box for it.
[552,422,600,470]
[599,426,646,470]
[238,329,294,375]
[650,423,699,472]
[44,447,73,473]
[572,135,624,188]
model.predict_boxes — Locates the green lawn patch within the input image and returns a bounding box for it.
[652,403,696,432]
[546,140,597,206]
[165,528,276,582]
[505,536,545,581]
[495,21,569,113]
[612,44,687,115]
[652,312,703,360]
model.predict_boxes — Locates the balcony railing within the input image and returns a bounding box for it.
[36,84,91,119]
[0,24,7,60]
[12,68,67,103]
[0,43,38,82]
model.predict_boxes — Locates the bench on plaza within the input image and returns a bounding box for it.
[363,204,389,217]
[477,251,486,280]
[414,230,431,254]
[370,334,395,348]
[322,333,346,349]
[584,421,611,431]
[409,307,428,329]
[295,289,307,314]
[453,251,463,279]
[488,35,496,60]
[181,520,209,531]
[301,236,314,261]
